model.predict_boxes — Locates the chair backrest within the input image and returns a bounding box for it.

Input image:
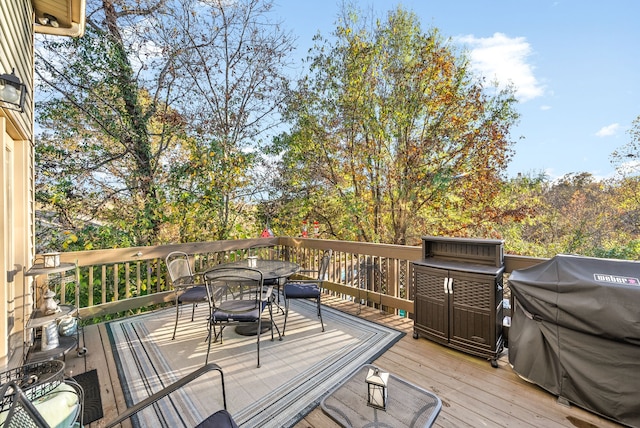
[0,380,78,427]
[203,266,265,310]
[166,251,194,285]
[317,249,333,281]
[0,382,48,427]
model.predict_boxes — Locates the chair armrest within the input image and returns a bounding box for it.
[261,285,274,302]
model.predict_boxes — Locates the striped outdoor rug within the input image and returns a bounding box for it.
[106,298,403,427]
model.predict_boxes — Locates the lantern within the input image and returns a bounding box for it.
[0,69,27,112]
[43,252,61,268]
[366,367,389,410]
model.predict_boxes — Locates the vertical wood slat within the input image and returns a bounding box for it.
[101,265,107,304]
[136,261,141,297]
[351,252,359,300]
[113,263,119,301]
[88,266,94,307]
[125,263,130,299]
[156,259,161,293]
[146,260,151,295]
[389,259,398,298]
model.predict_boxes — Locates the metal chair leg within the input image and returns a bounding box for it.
[282,297,290,336]
[318,295,324,332]
[172,297,180,340]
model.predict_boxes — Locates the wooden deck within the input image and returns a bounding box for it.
[65,297,622,428]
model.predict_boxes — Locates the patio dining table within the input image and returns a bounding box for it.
[222,259,300,283]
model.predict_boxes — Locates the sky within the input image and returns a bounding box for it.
[271,0,640,180]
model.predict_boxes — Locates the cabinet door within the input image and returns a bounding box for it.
[448,270,498,354]
[414,266,448,344]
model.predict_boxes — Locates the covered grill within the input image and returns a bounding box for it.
[508,254,640,427]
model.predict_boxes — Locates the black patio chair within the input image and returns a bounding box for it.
[0,378,84,428]
[104,363,236,428]
[203,266,281,368]
[165,251,210,340]
[282,249,332,335]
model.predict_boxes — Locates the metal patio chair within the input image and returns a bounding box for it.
[0,378,84,428]
[165,251,210,340]
[203,266,282,368]
[282,249,332,335]
[104,363,235,428]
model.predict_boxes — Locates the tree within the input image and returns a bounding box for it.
[36,0,184,247]
[162,0,295,241]
[494,172,640,259]
[611,115,640,176]
[35,0,294,247]
[270,5,519,244]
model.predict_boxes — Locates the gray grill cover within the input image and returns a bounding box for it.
[508,254,640,427]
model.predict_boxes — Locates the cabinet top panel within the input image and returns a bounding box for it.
[421,236,504,245]
[421,236,504,268]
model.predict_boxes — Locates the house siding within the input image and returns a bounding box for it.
[1,0,35,368]
[1,0,34,135]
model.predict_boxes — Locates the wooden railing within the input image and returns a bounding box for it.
[35,237,545,321]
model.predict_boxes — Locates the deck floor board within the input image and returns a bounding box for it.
[72,296,622,428]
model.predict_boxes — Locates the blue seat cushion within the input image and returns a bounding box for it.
[196,409,239,428]
[284,283,320,298]
[212,300,266,322]
[178,286,208,303]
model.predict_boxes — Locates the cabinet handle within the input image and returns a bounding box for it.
[448,277,454,294]
[443,278,448,294]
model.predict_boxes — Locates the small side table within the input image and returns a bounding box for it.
[321,364,442,428]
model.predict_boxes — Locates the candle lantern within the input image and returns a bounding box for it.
[366,367,389,410]
[43,252,60,268]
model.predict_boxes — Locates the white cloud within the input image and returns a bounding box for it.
[456,32,544,102]
[540,105,552,111]
[595,123,620,137]
[616,159,640,176]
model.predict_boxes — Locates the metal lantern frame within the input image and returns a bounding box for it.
[366,366,389,410]
[0,69,27,112]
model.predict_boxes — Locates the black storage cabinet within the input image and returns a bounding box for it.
[412,236,505,367]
